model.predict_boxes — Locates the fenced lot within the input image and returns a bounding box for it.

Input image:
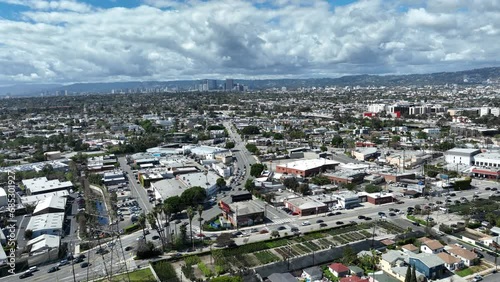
[172,220,408,281]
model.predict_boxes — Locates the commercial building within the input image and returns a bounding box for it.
[330,191,360,209]
[44,151,62,160]
[26,212,64,238]
[219,199,264,227]
[26,234,60,255]
[276,159,338,177]
[444,148,481,165]
[102,170,127,185]
[33,196,66,216]
[179,171,219,196]
[324,170,365,185]
[351,147,379,161]
[20,190,69,206]
[358,192,394,205]
[151,178,184,201]
[472,152,500,168]
[22,177,73,195]
[284,197,328,216]
[87,154,118,172]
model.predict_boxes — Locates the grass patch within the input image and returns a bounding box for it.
[264,239,289,248]
[406,215,427,226]
[96,268,157,282]
[456,267,474,277]
[253,250,280,264]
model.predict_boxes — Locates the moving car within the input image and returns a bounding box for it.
[58,260,69,267]
[80,262,91,268]
[19,272,32,279]
[47,266,59,273]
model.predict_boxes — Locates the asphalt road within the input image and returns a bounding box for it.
[8,182,496,281]
[118,157,153,214]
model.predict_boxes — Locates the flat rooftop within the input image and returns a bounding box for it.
[276,158,339,171]
[22,177,73,194]
[26,212,64,232]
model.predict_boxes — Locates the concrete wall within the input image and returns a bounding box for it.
[254,239,384,278]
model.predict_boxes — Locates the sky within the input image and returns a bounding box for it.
[0,0,499,85]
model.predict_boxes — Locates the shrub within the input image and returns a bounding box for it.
[198,262,214,277]
[184,255,201,266]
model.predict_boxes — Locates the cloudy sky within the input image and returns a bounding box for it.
[0,0,499,85]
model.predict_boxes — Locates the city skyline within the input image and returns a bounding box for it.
[0,0,499,86]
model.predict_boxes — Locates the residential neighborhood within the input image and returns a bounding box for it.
[0,82,498,282]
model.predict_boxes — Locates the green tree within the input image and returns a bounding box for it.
[244,179,255,192]
[404,265,411,282]
[164,195,184,214]
[187,207,195,250]
[24,229,33,240]
[410,265,417,282]
[245,143,258,154]
[331,135,344,147]
[273,133,284,140]
[180,186,207,207]
[283,177,299,191]
[365,184,382,193]
[138,213,147,238]
[341,246,357,265]
[241,126,260,135]
[250,163,266,177]
[416,131,428,140]
[320,145,328,152]
[310,175,331,186]
[225,141,235,149]
[197,205,204,247]
[298,183,310,195]
[216,177,226,188]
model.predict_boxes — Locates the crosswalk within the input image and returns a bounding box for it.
[270,217,294,225]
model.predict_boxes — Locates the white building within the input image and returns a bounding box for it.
[26,234,60,255]
[26,212,64,238]
[212,163,232,178]
[20,190,69,206]
[444,148,481,165]
[179,171,219,196]
[22,177,73,195]
[33,196,66,216]
[472,152,500,168]
[330,191,360,209]
[367,104,387,113]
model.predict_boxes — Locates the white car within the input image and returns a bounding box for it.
[301,221,310,226]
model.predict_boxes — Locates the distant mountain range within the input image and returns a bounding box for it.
[1,66,499,97]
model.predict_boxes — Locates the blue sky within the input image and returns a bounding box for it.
[0,0,498,85]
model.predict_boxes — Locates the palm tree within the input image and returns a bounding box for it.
[197,205,204,248]
[138,213,147,238]
[186,206,195,250]
[163,202,173,244]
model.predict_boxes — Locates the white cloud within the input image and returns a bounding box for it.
[0,0,93,12]
[0,0,498,85]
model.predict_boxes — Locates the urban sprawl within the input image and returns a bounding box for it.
[0,83,499,282]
